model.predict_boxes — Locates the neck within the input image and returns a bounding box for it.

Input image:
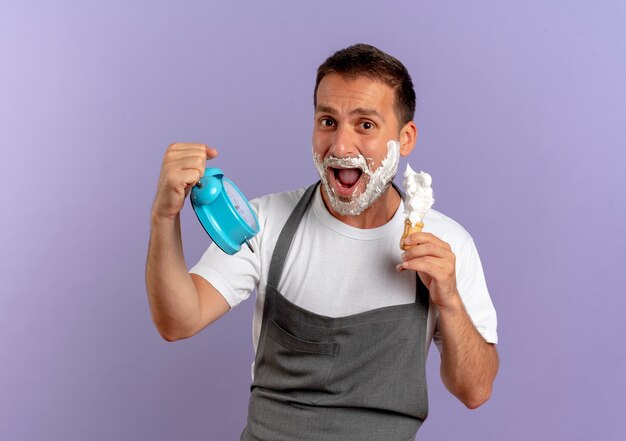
[320,185,401,229]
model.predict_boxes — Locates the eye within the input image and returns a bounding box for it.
[360,121,375,130]
[320,117,335,127]
[319,117,336,128]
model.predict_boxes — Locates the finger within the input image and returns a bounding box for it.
[401,243,451,261]
[396,265,433,292]
[205,146,219,159]
[166,143,217,164]
[164,150,204,163]
[168,142,210,153]
[403,231,451,250]
[162,168,202,192]
[400,256,446,275]
[162,150,205,170]
[168,155,208,173]
[165,147,218,171]
[177,168,202,187]
[403,231,436,246]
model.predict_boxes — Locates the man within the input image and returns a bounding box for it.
[146,44,498,440]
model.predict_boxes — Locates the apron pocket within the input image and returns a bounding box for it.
[267,319,337,356]
[254,319,338,404]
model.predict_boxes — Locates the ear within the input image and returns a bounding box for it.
[399,121,417,157]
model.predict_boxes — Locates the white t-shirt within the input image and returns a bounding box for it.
[190,186,498,356]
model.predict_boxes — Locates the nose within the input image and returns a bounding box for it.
[329,124,357,158]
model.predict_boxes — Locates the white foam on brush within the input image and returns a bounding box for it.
[403,164,434,225]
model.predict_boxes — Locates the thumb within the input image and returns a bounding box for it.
[206,146,219,160]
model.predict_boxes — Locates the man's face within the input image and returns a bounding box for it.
[312,73,404,216]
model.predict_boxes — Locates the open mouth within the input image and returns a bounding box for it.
[329,167,363,196]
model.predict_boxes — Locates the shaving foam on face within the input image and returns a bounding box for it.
[402,164,434,225]
[313,140,401,216]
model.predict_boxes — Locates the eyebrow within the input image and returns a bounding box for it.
[315,105,385,122]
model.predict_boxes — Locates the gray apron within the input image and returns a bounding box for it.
[241,183,430,441]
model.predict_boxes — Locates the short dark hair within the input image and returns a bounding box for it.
[314,43,416,126]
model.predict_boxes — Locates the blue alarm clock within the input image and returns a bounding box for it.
[190,167,260,255]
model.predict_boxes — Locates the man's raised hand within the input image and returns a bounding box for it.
[152,143,219,220]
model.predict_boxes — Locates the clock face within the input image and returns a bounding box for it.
[223,179,257,229]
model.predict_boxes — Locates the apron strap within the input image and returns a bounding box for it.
[267,183,319,289]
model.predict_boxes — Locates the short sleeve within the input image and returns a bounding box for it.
[189,199,263,308]
[433,236,498,353]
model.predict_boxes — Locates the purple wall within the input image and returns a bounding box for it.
[1,1,625,439]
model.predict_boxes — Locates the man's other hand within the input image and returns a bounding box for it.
[397,232,458,308]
